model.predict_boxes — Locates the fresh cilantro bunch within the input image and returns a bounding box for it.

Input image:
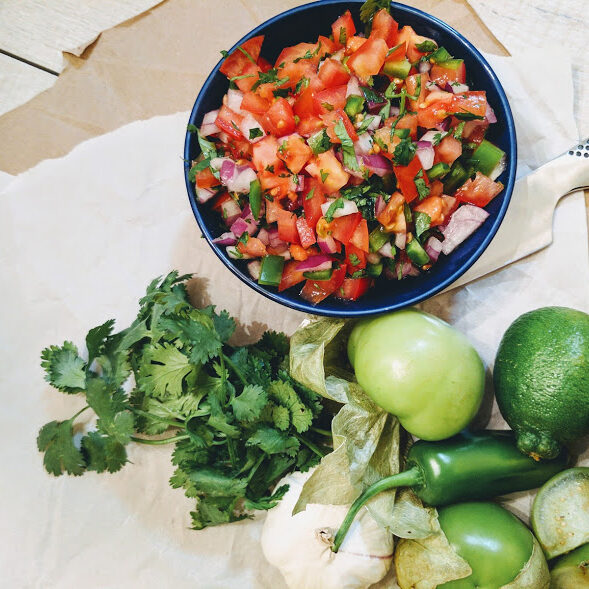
[37,271,330,529]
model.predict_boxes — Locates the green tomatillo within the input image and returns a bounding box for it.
[347,309,485,440]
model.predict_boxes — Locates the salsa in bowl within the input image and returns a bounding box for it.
[184,0,516,316]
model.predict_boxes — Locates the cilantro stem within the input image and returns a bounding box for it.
[222,353,248,387]
[246,453,266,483]
[131,408,184,429]
[131,434,189,445]
[310,426,332,438]
[71,405,90,421]
[295,433,327,458]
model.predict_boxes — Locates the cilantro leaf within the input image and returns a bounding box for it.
[271,405,290,430]
[249,127,263,140]
[231,384,267,421]
[86,319,115,366]
[324,197,344,222]
[334,118,360,171]
[41,342,86,393]
[414,169,430,201]
[37,420,85,476]
[201,306,236,343]
[393,137,416,166]
[81,431,128,473]
[244,484,289,511]
[415,40,437,53]
[414,211,432,238]
[197,130,217,159]
[454,111,485,121]
[246,426,300,456]
[360,0,391,23]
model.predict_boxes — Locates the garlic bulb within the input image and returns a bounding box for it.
[261,470,394,589]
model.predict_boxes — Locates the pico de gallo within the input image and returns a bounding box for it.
[188,3,506,304]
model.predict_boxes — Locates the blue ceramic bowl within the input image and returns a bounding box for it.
[184,0,516,317]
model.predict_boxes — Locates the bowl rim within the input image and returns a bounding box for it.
[184,0,517,317]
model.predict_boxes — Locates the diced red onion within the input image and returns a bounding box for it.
[196,186,216,203]
[275,249,292,260]
[418,61,432,74]
[226,88,244,112]
[367,99,387,114]
[366,252,381,264]
[267,227,286,249]
[217,131,231,143]
[220,159,236,184]
[395,232,407,249]
[365,114,381,131]
[416,141,435,170]
[295,255,333,272]
[397,261,420,277]
[202,109,219,126]
[436,117,452,132]
[440,204,489,254]
[287,195,303,211]
[220,198,241,226]
[227,166,257,193]
[424,236,443,263]
[317,234,338,254]
[227,246,251,259]
[445,82,469,94]
[230,217,250,238]
[257,227,270,245]
[247,260,262,281]
[485,103,497,124]
[240,114,265,143]
[361,154,392,177]
[354,133,373,156]
[378,242,395,258]
[489,155,506,181]
[375,195,386,216]
[346,76,362,97]
[389,105,400,118]
[212,232,237,246]
[426,81,439,92]
[321,199,359,218]
[295,175,305,191]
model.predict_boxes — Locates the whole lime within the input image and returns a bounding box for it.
[348,309,485,441]
[493,306,589,460]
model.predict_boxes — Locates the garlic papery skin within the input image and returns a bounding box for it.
[261,470,394,589]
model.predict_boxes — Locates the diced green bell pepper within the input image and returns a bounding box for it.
[428,46,453,64]
[344,95,365,119]
[382,58,411,79]
[366,262,383,277]
[438,58,464,71]
[259,255,285,286]
[303,269,333,280]
[427,162,451,181]
[472,140,506,176]
[248,179,262,220]
[369,226,390,253]
[406,238,430,266]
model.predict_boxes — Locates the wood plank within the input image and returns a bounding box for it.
[0,54,56,116]
[0,0,162,73]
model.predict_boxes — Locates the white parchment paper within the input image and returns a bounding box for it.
[0,50,587,588]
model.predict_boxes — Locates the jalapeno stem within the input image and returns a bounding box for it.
[332,466,423,553]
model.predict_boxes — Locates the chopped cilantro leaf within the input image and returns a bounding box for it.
[324,197,344,222]
[320,169,330,183]
[187,124,198,133]
[414,211,432,238]
[321,102,334,112]
[334,118,360,171]
[414,169,430,201]
[393,137,416,166]
[249,127,264,140]
[305,188,315,201]
[339,27,347,46]
[360,0,390,23]
[454,111,485,121]
[415,40,437,53]
[349,253,361,266]
[453,121,466,139]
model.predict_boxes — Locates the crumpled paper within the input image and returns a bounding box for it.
[0,49,587,588]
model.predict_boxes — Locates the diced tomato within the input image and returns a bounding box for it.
[257,56,272,73]
[219,36,264,78]
[373,126,401,160]
[393,155,428,203]
[454,171,504,207]
[441,195,459,218]
[345,36,367,55]
[335,277,373,301]
[384,41,406,65]
[296,115,324,137]
[436,135,463,165]
[278,260,306,291]
[331,10,356,48]
[303,181,326,229]
[263,98,296,137]
[405,73,429,112]
[462,119,489,141]
[396,26,430,62]
[238,237,267,257]
[376,192,405,232]
[296,217,317,248]
[345,243,367,270]
[225,137,253,160]
[277,133,313,174]
[241,92,271,115]
[331,212,362,244]
[430,62,466,87]
[347,37,389,82]
[294,86,317,118]
[300,264,347,304]
[451,91,487,118]
[305,149,350,193]
[259,170,296,198]
[275,42,321,68]
[321,109,359,143]
[395,113,418,138]
[252,136,281,173]
[195,167,219,190]
[276,208,300,244]
[317,35,337,57]
[349,218,369,252]
[215,105,244,139]
[280,60,316,90]
[417,94,453,128]
[430,179,444,196]
[290,244,309,261]
[265,198,284,223]
[318,58,350,87]
[313,85,348,115]
[413,195,445,226]
[256,83,278,102]
[369,9,399,47]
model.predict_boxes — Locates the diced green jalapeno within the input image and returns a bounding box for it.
[428,46,453,64]
[427,162,451,181]
[472,140,506,176]
[344,95,365,118]
[258,255,285,286]
[382,58,411,79]
[406,239,430,266]
[248,179,262,220]
[366,262,383,277]
[369,227,390,253]
[303,268,333,280]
